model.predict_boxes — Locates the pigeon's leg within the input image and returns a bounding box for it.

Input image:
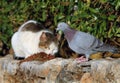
[76,56,88,63]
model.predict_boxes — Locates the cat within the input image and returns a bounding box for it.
[11,20,58,59]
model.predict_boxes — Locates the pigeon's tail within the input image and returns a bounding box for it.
[94,44,119,53]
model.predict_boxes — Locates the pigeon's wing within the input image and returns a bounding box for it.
[70,31,103,49]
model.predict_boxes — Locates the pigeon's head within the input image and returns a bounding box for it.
[56,22,69,32]
[56,22,69,40]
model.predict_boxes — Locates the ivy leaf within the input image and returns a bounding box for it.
[115,1,120,10]
[89,8,99,14]
[108,15,117,21]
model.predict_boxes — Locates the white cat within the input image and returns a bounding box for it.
[11,20,58,59]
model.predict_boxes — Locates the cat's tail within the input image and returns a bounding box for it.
[18,20,45,32]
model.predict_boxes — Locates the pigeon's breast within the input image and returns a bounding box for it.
[64,29,76,42]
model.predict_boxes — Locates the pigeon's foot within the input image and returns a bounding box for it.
[76,56,88,63]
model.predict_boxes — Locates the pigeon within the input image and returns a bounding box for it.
[56,22,118,61]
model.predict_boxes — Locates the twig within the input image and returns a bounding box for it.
[111,39,120,46]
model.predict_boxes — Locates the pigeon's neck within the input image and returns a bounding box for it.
[64,28,76,42]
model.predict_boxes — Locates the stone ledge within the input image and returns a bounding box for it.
[0,54,120,83]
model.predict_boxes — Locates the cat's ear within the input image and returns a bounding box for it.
[40,32,47,42]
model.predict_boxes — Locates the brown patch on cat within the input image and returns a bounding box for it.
[19,52,55,64]
[22,22,45,32]
[39,32,58,49]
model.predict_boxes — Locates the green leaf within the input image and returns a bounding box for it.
[89,8,99,13]
[79,12,90,18]
[108,15,117,21]
[41,2,47,8]
[115,1,120,10]
[99,0,108,4]
[58,13,65,20]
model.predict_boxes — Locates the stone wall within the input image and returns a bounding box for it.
[0,54,120,83]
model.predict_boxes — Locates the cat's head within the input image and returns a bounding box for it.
[39,31,58,55]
